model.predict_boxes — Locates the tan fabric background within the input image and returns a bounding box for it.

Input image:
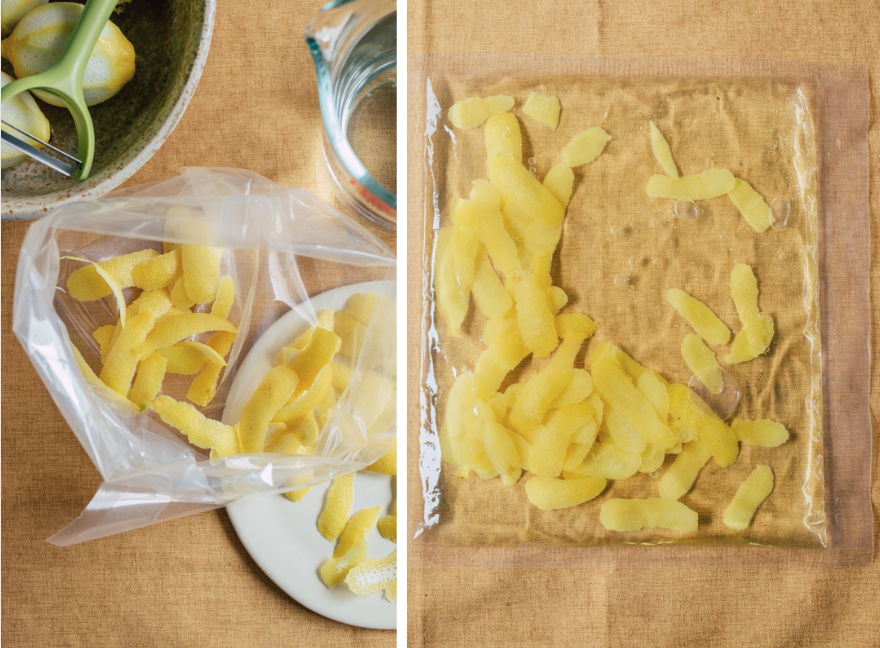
[1,1,395,646]
[407,1,879,646]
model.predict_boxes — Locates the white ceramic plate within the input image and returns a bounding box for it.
[224,281,396,629]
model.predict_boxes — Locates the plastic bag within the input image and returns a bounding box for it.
[13,167,396,546]
[410,55,872,567]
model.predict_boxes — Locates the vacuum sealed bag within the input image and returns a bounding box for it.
[14,167,396,545]
[409,55,871,567]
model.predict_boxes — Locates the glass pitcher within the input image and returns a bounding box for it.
[306,0,397,230]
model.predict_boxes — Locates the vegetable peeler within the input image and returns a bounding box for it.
[1,0,119,180]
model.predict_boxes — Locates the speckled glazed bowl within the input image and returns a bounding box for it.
[1,0,215,220]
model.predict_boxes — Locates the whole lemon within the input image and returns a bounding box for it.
[1,0,48,38]
[1,71,51,169]
[0,2,136,107]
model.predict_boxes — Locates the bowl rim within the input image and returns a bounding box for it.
[1,0,217,221]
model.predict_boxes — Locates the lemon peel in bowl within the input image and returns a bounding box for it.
[1,71,50,169]
[1,2,135,107]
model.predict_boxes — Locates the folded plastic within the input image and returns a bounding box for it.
[13,167,397,546]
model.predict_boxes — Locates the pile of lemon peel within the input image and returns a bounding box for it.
[435,95,788,534]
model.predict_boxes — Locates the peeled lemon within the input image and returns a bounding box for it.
[1,0,47,38]
[0,2,135,107]
[1,71,51,169]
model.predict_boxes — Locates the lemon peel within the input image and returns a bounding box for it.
[237,366,299,453]
[723,465,774,530]
[600,498,699,532]
[523,92,560,128]
[344,550,396,596]
[178,340,227,366]
[99,308,161,396]
[287,327,341,389]
[560,127,611,167]
[657,437,713,501]
[317,473,355,541]
[186,331,236,407]
[93,324,116,362]
[681,333,723,395]
[731,419,789,447]
[665,288,731,346]
[1,71,50,168]
[319,536,367,588]
[645,169,735,201]
[525,475,606,511]
[150,395,238,457]
[157,344,208,375]
[334,505,382,558]
[65,251,159,314]
[346,293,379,325]
[131,248,182,291]
[363,443,396,475]
[273,364,333,423]
[649,121,679,178]
[130,352,167,410]
[140,312,237,356]
[377,514,396,543]
[211,276,235,320]
[170,275,195,310]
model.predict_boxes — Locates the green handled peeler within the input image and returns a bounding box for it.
[1,0,119,180]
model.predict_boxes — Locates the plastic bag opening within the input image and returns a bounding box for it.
[13,167,397,546]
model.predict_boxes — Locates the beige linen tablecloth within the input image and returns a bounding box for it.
[407,1,879,645]
[1,1,395,645]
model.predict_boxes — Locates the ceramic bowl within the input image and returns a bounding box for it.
[1,0,215,220]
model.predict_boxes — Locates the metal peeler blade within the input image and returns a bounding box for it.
[2,119,82,177]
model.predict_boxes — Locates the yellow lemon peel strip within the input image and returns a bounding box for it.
[237,366,299,453]
[334,505,382,558]
[211,275,235,320]
[723,465,774,530]
[377,515,396,543]
[273,364,333,422]
[681,333,724,395]
[728,178,771,233]
[150,395,239,457]
[731,419,789,447]
[649,122,679,178]
[317,473,355,541]
[344,550,396,596]
[140,313,236,356]
[645,169,735,201]
[657,437,713,501]
[525,475,606,510]
[560,127,611,167]
[99,309,162,396]
[523,92,560,129]
[186,331,236,407]
[600,498,699,532]
[433,227,469,337]
[319,536,367,588]
[65,249,157,303]
[287,327,341,389]
[63,256,128,327]
[131,248,182,291]
[364,444,397,475]
[130,352,168,410]
[665,288,731,346]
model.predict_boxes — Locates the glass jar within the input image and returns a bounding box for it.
[306,0,397,230]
